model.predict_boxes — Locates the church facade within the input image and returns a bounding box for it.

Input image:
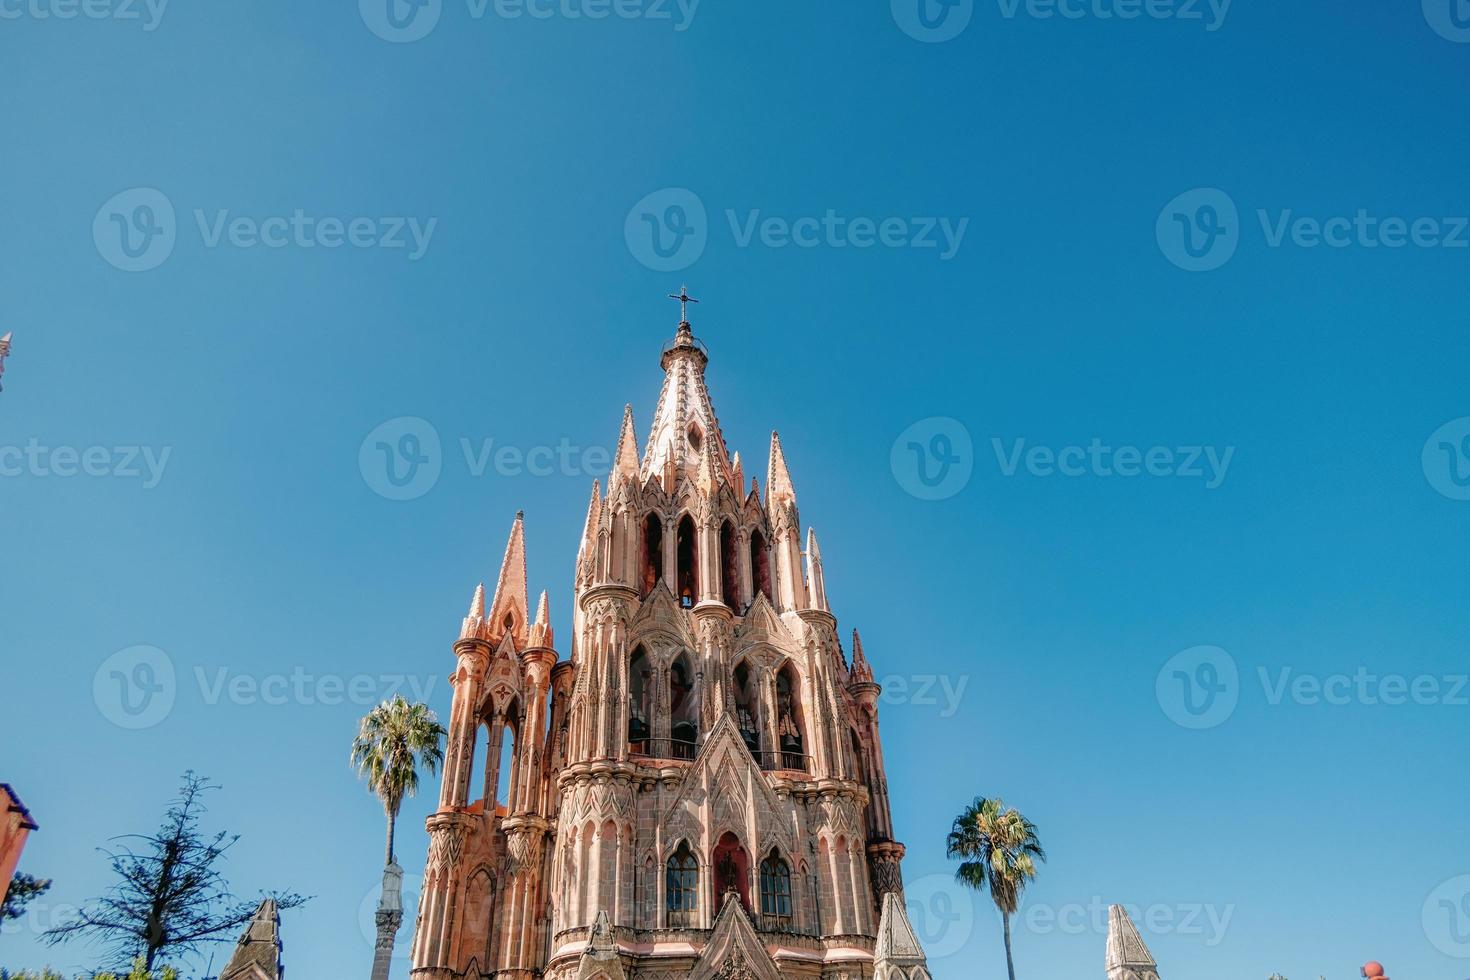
[408,302,931,980]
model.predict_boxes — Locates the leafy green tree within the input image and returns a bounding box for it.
[946,797,1047,980]
[351,695,446,865]
[3,872,52,920]
[42,773,306,972]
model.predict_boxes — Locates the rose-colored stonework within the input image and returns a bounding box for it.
[407,311,930,980]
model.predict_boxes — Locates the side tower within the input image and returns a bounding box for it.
[411,513,561,980]
[1106,905,1162,980]
[410,297,928,979]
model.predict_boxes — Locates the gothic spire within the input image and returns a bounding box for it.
[873,892,929,975]
[461,582,486,640]
[220,898,283,980]
[805,527,829,612]
[642,291,732,486]
[767,431,796,507]
[1106,905,1161,980]
[488,511,529,640]
[614,404,640,481]
[530,589,554,648]
[851,629,874,683]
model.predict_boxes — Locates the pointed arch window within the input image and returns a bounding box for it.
[732,660,760,757]
[628,646,651,752]
[641,513,663,598]
[666,841,699,927]
[775,666,807,771]
[669,654,698,760]
[719,520,739,611]
[676,514,698,608]
[749,529,772,603]
[760,850,793,923]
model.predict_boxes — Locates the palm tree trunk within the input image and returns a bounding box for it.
[1003,910,1016,980]
[385,806,397,867]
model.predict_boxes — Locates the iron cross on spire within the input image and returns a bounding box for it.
[668,286,698,325]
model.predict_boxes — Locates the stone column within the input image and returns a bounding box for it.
[371,862,403,980]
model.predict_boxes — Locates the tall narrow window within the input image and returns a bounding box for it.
[760,850,793,922]
[676,514,698,608]
[733,661,760,758]
[628,646,651,752]
[775,667,806,771]
[669,655,698,759]
[719,520,739,610]
[749,530,772,603]
[666,842,699,927]
[641,513,663,598]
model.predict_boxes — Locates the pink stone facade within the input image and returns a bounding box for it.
[409,316,924,979]
[0,783,37,892]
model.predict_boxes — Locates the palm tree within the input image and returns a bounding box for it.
[946,797,1046,980]
[351,695,447,865]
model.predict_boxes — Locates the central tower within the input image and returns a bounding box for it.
[410,299,930,979]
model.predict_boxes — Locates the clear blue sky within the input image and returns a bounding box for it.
[4,1,1470,977]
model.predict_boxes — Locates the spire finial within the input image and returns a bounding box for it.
[668,285,698,326]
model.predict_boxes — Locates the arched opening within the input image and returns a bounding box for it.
[502,611,515,634]
[775,666,806,771]
[483,705,519,815]
[712,832,751,913]
[495,725,516,811]
[669,654,698,760]
[719,520,739,610]
[749,529,772,603]
[676,514,698,608]
[628,646,652,753]
[641,513,663,598]
[687,424,703,454]
[732,660,761,758]
[666,841,699,928]
[759,849,793,928]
